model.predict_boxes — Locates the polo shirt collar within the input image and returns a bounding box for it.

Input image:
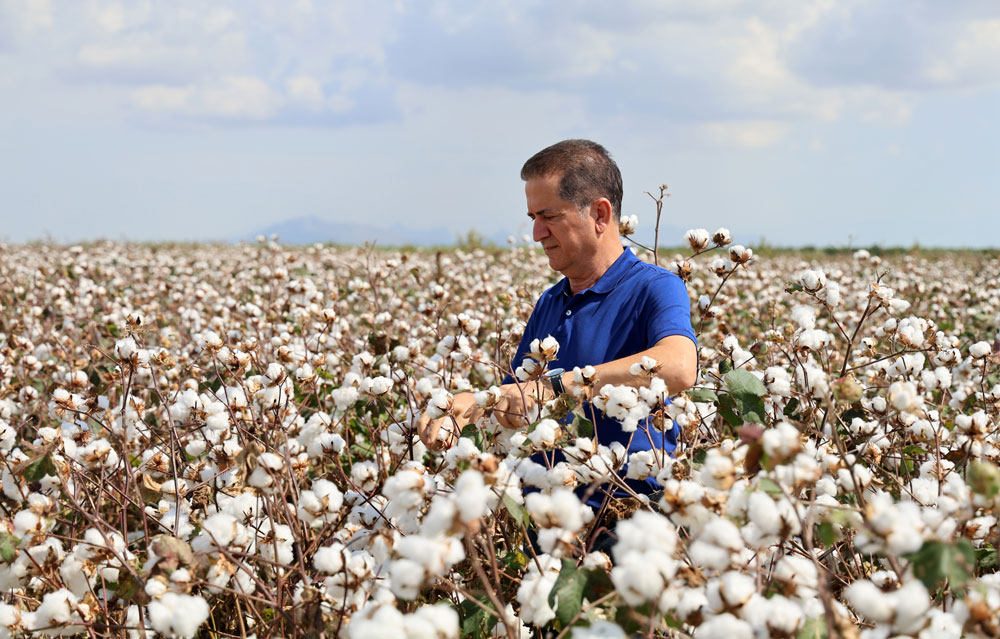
[558,247,638,298]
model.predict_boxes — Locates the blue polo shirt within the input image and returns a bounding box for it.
[508,248,696,497]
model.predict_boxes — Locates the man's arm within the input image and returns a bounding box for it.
[417,335,697,448]
[559,334,698,397]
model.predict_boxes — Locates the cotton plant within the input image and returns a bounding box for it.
[1,241,1000,637]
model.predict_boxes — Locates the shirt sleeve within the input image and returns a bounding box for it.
[642,271,697,348]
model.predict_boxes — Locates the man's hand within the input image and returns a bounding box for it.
[416,392,478,450]
[415,380,558,449]
[492,381,553,430]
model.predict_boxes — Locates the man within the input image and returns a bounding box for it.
[418,139,697,499]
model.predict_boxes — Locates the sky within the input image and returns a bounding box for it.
[1,0,998,248]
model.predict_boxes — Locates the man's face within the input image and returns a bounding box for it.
[525,173,598,277]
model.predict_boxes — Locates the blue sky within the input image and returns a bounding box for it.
[1,0,998,247]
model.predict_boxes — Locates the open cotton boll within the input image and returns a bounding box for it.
[691,612,753,639]
[844,580,892,622]
[147,593,210,638]
[453,470,492,523]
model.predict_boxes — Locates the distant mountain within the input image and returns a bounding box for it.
[247,216,476,247]
[246,215,737,251]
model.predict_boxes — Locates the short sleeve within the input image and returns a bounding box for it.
[642,272,697,348]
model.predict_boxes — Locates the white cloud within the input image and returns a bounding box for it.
[130,75,278,121]
[701,120,787,148]
[925,19,1000,86]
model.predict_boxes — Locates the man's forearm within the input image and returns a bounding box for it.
[560,334,698,397]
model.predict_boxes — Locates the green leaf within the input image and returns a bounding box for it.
[503,493,530,530]
[23,454,57,482]
[718,359,733,374]
[902,445,929,456]
[758,478,783,495]
[460,424,484,450]
[581,567,615,601]
[548,559,588,627]
[568,414,594,439]
[724,369,768,424]
[459,597,497,639]
[614,603,650,635]
[501,549,529,571]
[976,545,998,573]
[816,522,838,547]
[0,532,20,563]
[968,462,1000,499]
[724,369,767,398]
[796,617,828,639]
[907,539,976,593]
[783,397,800,417]
[717,394,741,427]
[687,388,718,403]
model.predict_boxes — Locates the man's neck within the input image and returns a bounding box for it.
[566,244,625,294]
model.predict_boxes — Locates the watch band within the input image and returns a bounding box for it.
[546,368,566,395]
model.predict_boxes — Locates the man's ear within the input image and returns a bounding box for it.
[591,198,614,233]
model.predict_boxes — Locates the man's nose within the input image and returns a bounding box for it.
[532,218,549,242]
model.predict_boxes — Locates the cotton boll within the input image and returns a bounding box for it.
[453,470,492,524]
[388,558,424,600]
[409,604,459,639]
[845,580,892,622]
[692,612,753,639]
[747,492,781,536]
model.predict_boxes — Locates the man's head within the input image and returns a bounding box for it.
[520,139,623,222]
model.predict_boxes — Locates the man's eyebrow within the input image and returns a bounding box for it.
[527,208,551,218]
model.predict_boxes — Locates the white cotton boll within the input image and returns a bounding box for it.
[257,451,284,471]
[409,604,459,639]
[349,604,408,639]
[351,461,379,493]
[314,544,347,574]
[516,555,561,627]
[528,419,560,447]
[918,609,963,639]
[845,580,892,622]
[796,328,831,350]
[888,381,922,413]
[27,589,85,634]
[692,612,753,639]
[13,510,40,538]
[425,388,453,419]
[256,521,293,565]
[364,376,393,396]
[144,577,168,598]
[454,470,491,523]
[790,305,817,330]
[799,270,826,293]
[389,558,424,599]
[762,421,801,459]
[201,513,237,548]
[332,386,360,411]
[625,450,656,480]
[115,337,138,360]
[970,341,992,358]
[747,492,781,536]
[685,228,711,251]
[264,362,285,385]
[889,580,931,634]
[204,411,229,431]
[618,215,639,236]
[515,357,541,381]
[717,571,756,608]
[247,468,273,488]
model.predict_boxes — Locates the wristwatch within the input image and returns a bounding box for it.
[545,368,566,395]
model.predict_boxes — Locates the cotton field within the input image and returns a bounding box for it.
[0,237,998,639]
